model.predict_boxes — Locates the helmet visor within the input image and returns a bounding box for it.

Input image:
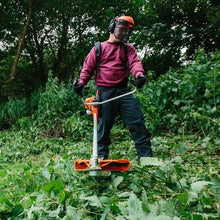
[114,24,133,42]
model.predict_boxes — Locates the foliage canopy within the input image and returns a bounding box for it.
[0,0,219,101]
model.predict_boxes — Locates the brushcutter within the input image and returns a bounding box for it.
[74,88,137,176]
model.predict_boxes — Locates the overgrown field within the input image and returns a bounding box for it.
[0,51,219,219]
[0,130,219,219]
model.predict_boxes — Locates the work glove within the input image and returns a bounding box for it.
[136,74,146,89]
[73,82,84,96]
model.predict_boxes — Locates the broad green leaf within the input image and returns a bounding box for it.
[161,199,179,216]
[156,88,161,96]
[12,203,24,216]
[188,191,198,202]
[80,195,103,208]
[49,205,61,217]
[65,206,81,220]
[140,157,164,166]
[59,190,66,203]
[210,106,217,113]
[177,143,186,155]
[126,213,150,220]
[53,179,64,195]
[191,181,212,194]
[127,192,143,215]
[0,198,13,208]
[117,192,131,198]
[173,100,180,105]
[100,207,111,220]
[177,178,187,189]
[204,89,212,98]
[113,176,124,189]
[191,214,205,220]
[141,189,150,213]
[212,178,220,193]
[42,168,51,180]
[43,179,64,195]
[118,201,129,216]
[130,183,142,193]
[149,199,179,217]
[43,181,55,193]
[99,196,111,204]
[149,199,180,217]
[177,192,189,204]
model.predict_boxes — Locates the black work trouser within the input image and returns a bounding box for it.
[97,86,152,159]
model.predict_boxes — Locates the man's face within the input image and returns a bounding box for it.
[114,24,129,41]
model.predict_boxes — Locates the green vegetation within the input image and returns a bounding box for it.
[0,0,219,218]
[1,0,219,100]
[0,51,219,219]
[0,132,219,219]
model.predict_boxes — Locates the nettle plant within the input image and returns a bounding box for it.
[143,51,220,135]
[33,72,90,138]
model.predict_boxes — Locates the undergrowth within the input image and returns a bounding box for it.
[0,51,219,219]
[0,130,219,219]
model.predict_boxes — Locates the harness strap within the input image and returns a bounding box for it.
[120,42,129,75]
[95,42,101,77]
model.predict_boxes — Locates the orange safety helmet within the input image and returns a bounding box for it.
[115,16,135,28]
[109,15,135,33]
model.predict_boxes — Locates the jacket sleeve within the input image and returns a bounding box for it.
[79,46,96,86]
[127,44,145,78]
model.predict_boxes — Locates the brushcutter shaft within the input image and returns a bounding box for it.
[92,113,98,158]
[90,112,102,173]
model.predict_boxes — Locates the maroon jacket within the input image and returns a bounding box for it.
[79,41,144,87]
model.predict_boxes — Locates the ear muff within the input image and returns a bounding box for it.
[108,18,116,33]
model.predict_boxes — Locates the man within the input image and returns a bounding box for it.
[74,16,152,159]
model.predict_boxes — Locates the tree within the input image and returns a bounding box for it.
[0,0,219,101]
[135,0,220,77]
[0,0,36,88]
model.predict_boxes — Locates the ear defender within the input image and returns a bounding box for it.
[108,17,116,33]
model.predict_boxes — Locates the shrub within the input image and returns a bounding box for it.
[0,97,29,129]
[33,72,86,137]
[144,50,220,135]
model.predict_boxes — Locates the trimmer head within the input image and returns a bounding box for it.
[74,159,131,176]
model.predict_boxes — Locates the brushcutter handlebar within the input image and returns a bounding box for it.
[83,88,137,106]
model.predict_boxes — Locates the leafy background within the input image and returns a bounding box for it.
[0,0,220,219]
[0,51,219,219]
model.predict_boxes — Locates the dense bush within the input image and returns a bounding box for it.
[0,51,219,138]
[0,97,29,129]
[141,50,220,136]
[31,72,92,138]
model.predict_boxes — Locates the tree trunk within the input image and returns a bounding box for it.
[2,0,35,86]
[53,1,70,82]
